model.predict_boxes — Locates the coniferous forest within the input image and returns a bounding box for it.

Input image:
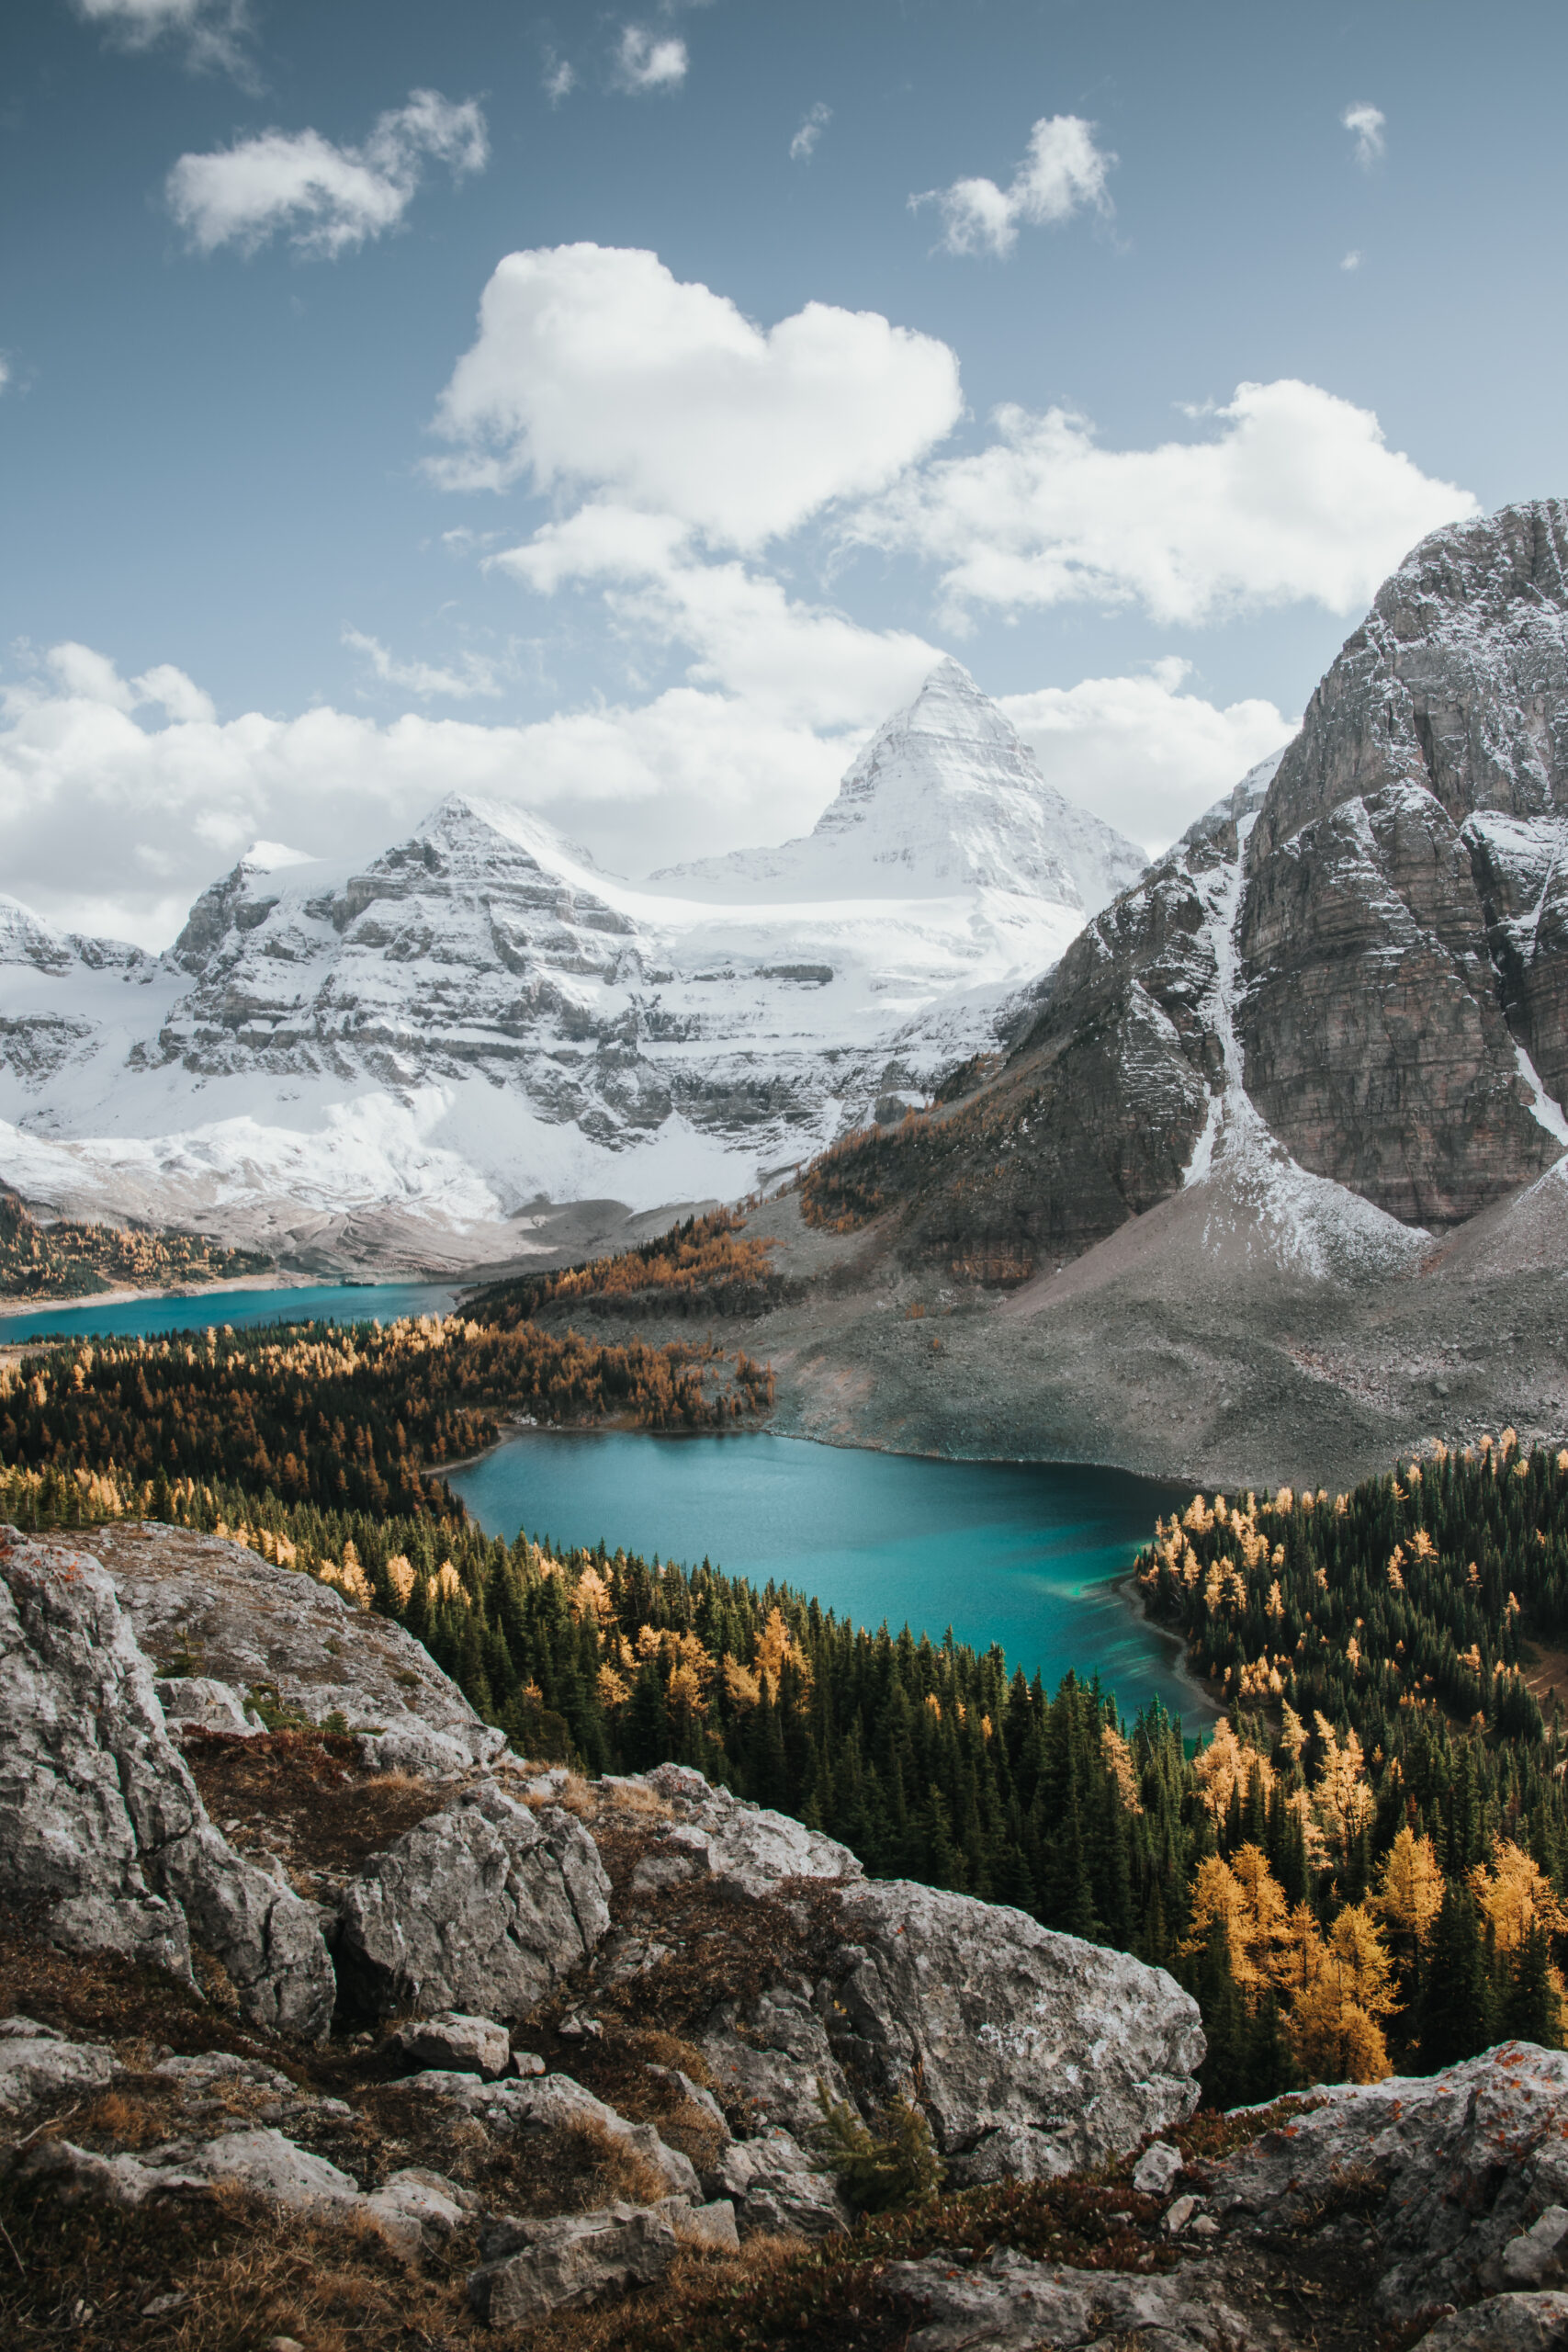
[4,1320,1567,2105]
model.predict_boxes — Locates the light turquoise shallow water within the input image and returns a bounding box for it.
[0,1280,458,1346]
[451,1429,1203,1725]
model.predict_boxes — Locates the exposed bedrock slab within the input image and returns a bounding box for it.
[1210,2041,1568,2316]
[824,1880,1204,2182]
[334,1781,610,2021]
[0,1529,334,2038]
[886,2246,1247,2352]
[78,1522,505,1772]
[617,1761,863,1896]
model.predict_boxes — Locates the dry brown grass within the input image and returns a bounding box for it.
[567,2118,671,2210]
[183,1731,451,1891]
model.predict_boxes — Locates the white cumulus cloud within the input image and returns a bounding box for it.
[1342,102,1385,168]
[790,103,831,162]
[860,379,1477,628]
[0,643,878,940]
[166,89,488,258]
[1,636,1299,944]
[615,25,688,91]
[913,114,1114,259]
[1001,660,1294,855]
[430,243,963,548]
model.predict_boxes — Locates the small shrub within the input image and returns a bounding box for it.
[815,2085,944,2211]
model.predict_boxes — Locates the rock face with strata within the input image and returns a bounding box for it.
[1238,502,1568,1221]
[333,1780,611,2021]
[0,1528,335,2038]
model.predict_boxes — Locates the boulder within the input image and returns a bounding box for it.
[674,2197,740,2251]
[1415,2294,1568,2350]
[1504,2209,1568,2290]
[388,2011,511,2079]
[622,1763,862,1897]
[886,2245,1247,2352]
[363,2166,474,2256]
[716,2128,852,2239]
[19,2120,470,2257]
[334,1781,609,2020]
[0,1530,334,2040]
[404,2069,700,2200]
[468,2201,681,2328]
[20,2127,364,2217]
[825,1879,1203,2180]
[0,2017,118,2115]
[1209,2041,1568,2316]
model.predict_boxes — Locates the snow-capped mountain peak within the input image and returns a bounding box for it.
[654,658,1147,913]
[0,665,1146,1259]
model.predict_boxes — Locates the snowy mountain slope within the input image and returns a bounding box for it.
[658,658,1147,912]
[0,664,1139,1259]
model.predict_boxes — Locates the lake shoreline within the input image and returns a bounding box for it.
[1110,1567,1221,1726]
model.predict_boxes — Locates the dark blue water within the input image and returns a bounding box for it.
[0,1280,458,1346]
[451,1430,1204,1725]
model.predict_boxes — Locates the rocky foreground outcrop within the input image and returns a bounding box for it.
[9,1518,1568,2348]
[0,1530,335,2037]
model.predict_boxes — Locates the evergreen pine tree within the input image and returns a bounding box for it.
[1418,1882,1491,2066]
[1504,1924,1560,2048]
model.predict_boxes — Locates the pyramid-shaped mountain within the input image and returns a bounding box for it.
[657,659,1147,914]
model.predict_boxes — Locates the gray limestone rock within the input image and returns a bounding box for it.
[886,2245,1247,2351]
[1132,2138,1184,2196]
[334,1781,609,2020]
[387,2011,512,2079]
[624,1762,863,1896]
[20,2126,364,2217]
[468,2200,681,2328]
[1209,2041,1568,2315]
[825,1879,1203,2181]
[715,2128,852,2239]
[673,2197,740,2251]
[0,1530,334,2039]
[404,2068,700,2200]
[154,1676,265,1736]
[363,2166,474,2256]
[1504,2208,1568,2290]
[19,2120,471,2258]
[1415,2294,1568,2350]
[700,1981,852,2142]
[0,2018,118,2115]
[80,1522,504,1770]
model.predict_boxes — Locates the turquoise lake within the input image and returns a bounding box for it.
[0,1280,458,1346]
[1,1281,1204,1722]
[451,1430,1204,1726]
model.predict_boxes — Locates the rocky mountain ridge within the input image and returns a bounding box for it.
[0,663,1145,1272]
[5,1516,1568,2350]
[794,503,1568,1303]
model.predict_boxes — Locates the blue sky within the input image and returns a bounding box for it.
[4,0,1564,941]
